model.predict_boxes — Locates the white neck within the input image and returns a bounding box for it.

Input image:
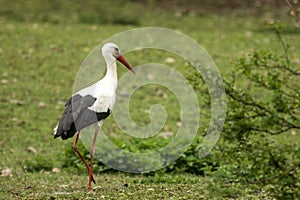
[103,55,117,91]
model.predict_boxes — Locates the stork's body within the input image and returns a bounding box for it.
[53,43,135,190]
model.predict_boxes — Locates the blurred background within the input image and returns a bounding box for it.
[0,0,299,199]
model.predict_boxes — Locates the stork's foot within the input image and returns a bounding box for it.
[87,178,93,190]
[87,185,92,190]
[87,166,95,190]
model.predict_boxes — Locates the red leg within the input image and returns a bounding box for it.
[73,131,96,184]
[87,125,99,190]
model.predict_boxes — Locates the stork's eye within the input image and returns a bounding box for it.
[114,47,119,54]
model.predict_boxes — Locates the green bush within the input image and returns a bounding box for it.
[207,28,300,199]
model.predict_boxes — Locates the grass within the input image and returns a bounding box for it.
[1,172,271,199]
[1,0,300,199]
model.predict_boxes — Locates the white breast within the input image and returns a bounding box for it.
[88,80,116,112]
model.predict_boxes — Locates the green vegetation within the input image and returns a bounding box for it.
[1,0,300,199]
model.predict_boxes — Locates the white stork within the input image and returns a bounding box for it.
[53,43,135,190]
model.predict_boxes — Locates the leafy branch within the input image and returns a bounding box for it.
[224,27,300,139]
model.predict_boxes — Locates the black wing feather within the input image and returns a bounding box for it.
[62,95,96,131]
[54,94,110,140]
[75,108,110,131]
[65,94,82,106]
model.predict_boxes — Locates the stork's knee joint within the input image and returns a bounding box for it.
[73,145,78,151]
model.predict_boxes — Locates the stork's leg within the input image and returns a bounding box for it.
[87,125,99,190]
[73,131,96,184]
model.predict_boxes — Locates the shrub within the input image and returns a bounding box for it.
[208,27,300,198]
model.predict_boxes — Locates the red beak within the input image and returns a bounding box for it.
[117,55,135,74]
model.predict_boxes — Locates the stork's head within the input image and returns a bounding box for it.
[102,43,135,74]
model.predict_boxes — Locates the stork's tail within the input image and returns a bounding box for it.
[53,125,59,138]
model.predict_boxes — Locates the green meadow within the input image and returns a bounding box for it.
[1,1,300,199]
